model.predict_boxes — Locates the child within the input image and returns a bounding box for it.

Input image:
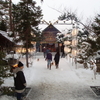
[12,61,27,100]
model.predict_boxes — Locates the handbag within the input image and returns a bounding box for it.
[51,62,54,66]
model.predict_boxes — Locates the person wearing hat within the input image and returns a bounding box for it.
[12,61,27,100]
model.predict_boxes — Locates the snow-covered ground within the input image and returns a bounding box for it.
[0,52,100,100]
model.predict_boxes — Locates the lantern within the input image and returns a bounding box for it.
[64,41,71,45]
[64,46,71,54]
[72,39,78,47]
[72,49,77,57]
[71,28,78,36]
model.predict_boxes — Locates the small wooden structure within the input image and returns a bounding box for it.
[0,30,15,52]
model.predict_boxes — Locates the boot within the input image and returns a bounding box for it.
[56,64,58,69]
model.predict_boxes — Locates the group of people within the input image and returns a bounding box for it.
[43,47,60,70]
[9,49,60,100]
[9,47,98,100]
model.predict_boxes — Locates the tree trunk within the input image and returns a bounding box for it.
[26,28,29,67]
[26,48,29,67]
[9,0,13,31]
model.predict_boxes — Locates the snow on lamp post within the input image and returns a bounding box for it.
[72,49,77,57]
[64,46,71,54]
[64,41,71,46]
[64,40,71,53]
[71,28,78,68]
[64,39,71,61]
[71,28,78,36]
[72,39,77,46]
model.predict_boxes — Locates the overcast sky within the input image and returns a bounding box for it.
[12,0,100,27]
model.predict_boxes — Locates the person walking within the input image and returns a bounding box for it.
[11,60,27,100]
[54,51,60,69]
[46,50,52,70]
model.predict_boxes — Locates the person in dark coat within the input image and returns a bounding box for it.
[61,45,65,58]
[12,61,27,100]
[46,51,52,70]
[54,51,60,69]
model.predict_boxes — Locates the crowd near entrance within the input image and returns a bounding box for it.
[41,43,58,52]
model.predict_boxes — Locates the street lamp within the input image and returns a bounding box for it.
[64,41,71,46]
[64,46,71,54]
[72,39,78,46]
[72,49,77,57]
[71,28,78,68]
[71,28,78,36]
[71,28,78,47]
[64,39,71,52]
[64,39,71,60]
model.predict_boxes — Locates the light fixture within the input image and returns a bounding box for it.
[72,49,77,57]
[64,41,71,45]
[71,28,78,36]
[64,46,71,54]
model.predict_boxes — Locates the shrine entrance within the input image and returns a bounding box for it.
[40,24,61,52]
[41,43,58,52]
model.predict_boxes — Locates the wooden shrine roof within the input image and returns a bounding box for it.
[41,24,61,43]
[42,24,61,33]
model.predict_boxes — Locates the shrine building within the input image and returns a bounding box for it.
[40,24,61,52]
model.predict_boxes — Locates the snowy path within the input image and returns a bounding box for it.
[24,53,100,100]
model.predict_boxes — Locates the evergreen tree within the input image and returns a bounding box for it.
[92,14,100,36]
[92,14,100,50]
[77,14,100,66]
[11,0,43,67]
[0,0,9,30]
[0,51,13,86]
[0,1,13,86]
[76,30,90,67]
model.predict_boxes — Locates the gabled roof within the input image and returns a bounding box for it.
[0,30,13,42]
[42,24,61,33]
[0,30,15,47]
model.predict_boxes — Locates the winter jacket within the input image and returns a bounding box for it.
[46,52,52,60]
[14,70,26,90]
[54,52,60,64]
[13,61,26,92]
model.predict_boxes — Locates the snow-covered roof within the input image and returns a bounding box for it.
[0,30,14,42]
